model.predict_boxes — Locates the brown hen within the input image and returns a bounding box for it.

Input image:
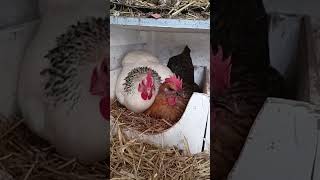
[144,75,192,124]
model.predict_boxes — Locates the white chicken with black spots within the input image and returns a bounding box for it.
[18,14,108,162]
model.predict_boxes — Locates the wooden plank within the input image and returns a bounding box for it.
[110,16,210,33]
[229,98,318,180]
[110,68,122,101]
[296,16,312,102]
[204,108,210,152]
[308,16,320,105]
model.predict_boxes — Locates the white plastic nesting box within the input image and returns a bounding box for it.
[110,17,210,154]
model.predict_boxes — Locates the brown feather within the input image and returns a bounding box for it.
[144,82,192,124]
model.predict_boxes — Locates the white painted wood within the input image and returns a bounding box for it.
[312,128,320,180]
[203,67,210,95]
[0,0,38,28]
[310,26,320,105]
[229,98,319,180]
[111,93,210,154]
[110,27,146,70]
[0,20,39,119]
[143,31,210,67]
[110,26,146,47]
[110,68,122,101]
[204,109,210,152]
[110,17,209,33]
[110,24,210,68]
[269,14,301,76]
[264,0,320,19]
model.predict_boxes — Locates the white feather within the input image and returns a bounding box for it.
[121,50,160,66]
[116,51,174,113]
[17,3,107,162]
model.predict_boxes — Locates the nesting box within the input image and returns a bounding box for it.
[229,98,319,179]
[229,14,320,179]
[110,17,210,154]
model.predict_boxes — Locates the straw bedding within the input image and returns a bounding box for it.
[111,101,180,134]
[0,103,210,179]
[0,115,106,180]
[110,0,210,20]
[110,113,210,179]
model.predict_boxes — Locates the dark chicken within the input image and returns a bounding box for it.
[211,0,285,179]
[167,45,201,93]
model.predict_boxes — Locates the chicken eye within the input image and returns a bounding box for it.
[164,87,174,92]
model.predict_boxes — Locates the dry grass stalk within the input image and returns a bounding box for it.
[111,101,180,134]
[0,116,106,180]
[110,120,210,179]
[110,0,210,20]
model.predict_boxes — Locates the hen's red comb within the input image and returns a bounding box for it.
[145,71,154,87]
[165,74,183,90]
[212,45,232,95]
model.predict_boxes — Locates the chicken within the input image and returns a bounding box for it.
[145,74,189,123]
[145,47,202,123]
[211,0,285,179]
[18,17,108,162]
[116,51,174,113]
[212,0,270,69]
[167,45,201,93]
[211,45,232,97]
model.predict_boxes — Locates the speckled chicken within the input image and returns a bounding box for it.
[18,17,108,162]
[115,51,174,113]
[211,0,285,179]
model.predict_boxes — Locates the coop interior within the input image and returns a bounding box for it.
[2,0,320,179]
[224,10,320,180]
[110,17,210,136]
[258,13,320,104]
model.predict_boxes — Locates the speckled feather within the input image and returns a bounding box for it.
[40,17,108,109]
[123,66,161,94]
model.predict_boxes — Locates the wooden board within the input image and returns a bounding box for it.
[110,68,121,101]
[204,108,210,152]
[229,98,319,180]
[110,17,210,33]
[308,16,320,104]
[0,20,39,118]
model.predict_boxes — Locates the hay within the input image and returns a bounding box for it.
[0,115,106,180]
[0,103,210,179]
[110,118,210,179]
[111,101,180,134]
[110,0,210,20]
